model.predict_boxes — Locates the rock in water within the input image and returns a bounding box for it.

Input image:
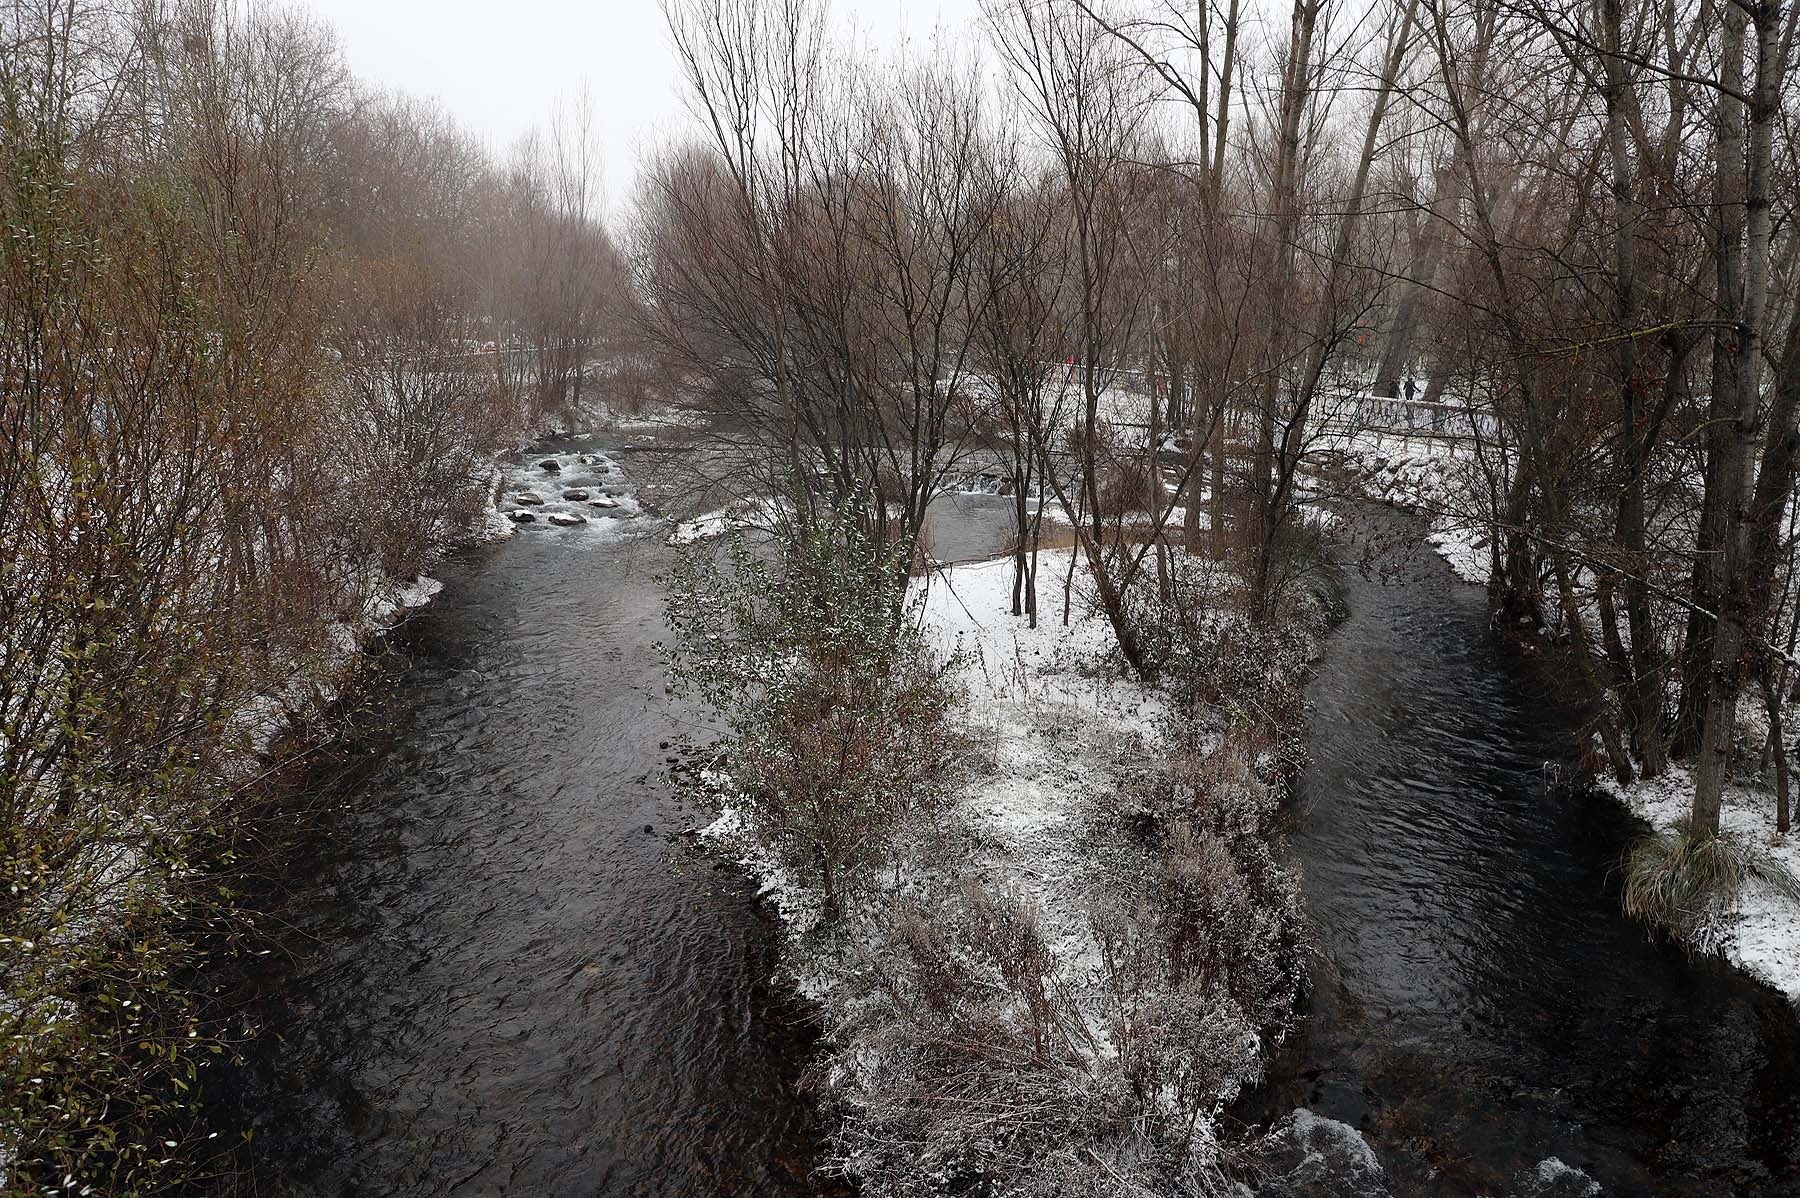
[548,511,587,527]
[561,488,591,501]
[538,458,562,473]
[514,491,545,505]
[588,496,619,509]
[508,510,537,523]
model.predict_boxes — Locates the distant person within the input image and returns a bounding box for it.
[1404,373,1417,404]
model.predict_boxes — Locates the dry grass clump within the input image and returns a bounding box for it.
[1622,819,1800,941]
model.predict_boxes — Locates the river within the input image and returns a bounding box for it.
[210,437,835,1196]
[212,461,1796,1197]
[1251,506,1800,1197]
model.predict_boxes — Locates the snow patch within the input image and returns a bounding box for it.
[1600,765,1800,1004]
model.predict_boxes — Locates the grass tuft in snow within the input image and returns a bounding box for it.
[1622,819,1800,942]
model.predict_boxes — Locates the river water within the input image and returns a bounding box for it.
[214,461,1796,1198]
[1252,507,1800,1197]
[212,438,833,1196]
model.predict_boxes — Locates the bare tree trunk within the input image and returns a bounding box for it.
[1601,0,1667,777]
[1761,668,1791,835]
[1674,1,1752,760]
[1256,0,1417,608]
[1210,392,1228,560]
[1692,0,1781,834]
[1553,550,1635,785]
[1373,166,1454,399]
[1249,0,1321,565]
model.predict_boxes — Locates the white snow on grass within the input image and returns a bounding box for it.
[666,492,792,543]
[701,547,1169,1002]
[921,551,1167,729]
[1600,765,1800,1004]
[667,506,737,546]
[1425,521,1491,586]
[912,552,1172,1012]
[1333,437,1493,585]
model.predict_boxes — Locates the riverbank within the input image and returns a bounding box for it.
[700,543,1333,1194]
[1,396,685,1192]
[1600,766,1800,1004]
[1334,437,1800,1010]
[0,436,514,1192]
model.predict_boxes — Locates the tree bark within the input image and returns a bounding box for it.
[1692,0,1780,834]
[1601,0,1668,776]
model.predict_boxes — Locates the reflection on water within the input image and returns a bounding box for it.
[1254,507,1800,1197]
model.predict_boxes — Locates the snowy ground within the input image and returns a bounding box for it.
[908,553,1175,1014]
[696,537,1331,1192]
[1600,766,1800,1004]
[1325,430,1492,585]
[704,548,1174,998]
[665,496,792,547]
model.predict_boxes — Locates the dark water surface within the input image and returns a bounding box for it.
[212,438,829,1197]
[1254,508,1800,1197]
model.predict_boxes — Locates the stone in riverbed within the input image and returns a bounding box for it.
[561,488,591,501]
[587,496,619,509]
[538,458,562,473]
[548,511,587,527]
[514,491,545,505]
[508,510,537,523]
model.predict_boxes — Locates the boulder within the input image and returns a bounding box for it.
[561,488,591,501]
[514,491,545,505]
[587,496,620,509]
[508,510,538,523]
[538,458,562,473]
[548,511,587,527]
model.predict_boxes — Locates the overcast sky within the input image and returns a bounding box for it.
[293,0,990,210]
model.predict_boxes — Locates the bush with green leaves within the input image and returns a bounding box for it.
[664,509,962,916]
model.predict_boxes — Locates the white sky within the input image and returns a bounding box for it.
[293,0,990,210]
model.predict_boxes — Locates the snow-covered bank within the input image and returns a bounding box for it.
[1601,767,1800,1004]
[697,546,1330,1194]
[1329,433,1491,584]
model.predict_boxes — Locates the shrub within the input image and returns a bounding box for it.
[665,504,963,915]
[1124,554,1318,760]
[834,740,1306,1198]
